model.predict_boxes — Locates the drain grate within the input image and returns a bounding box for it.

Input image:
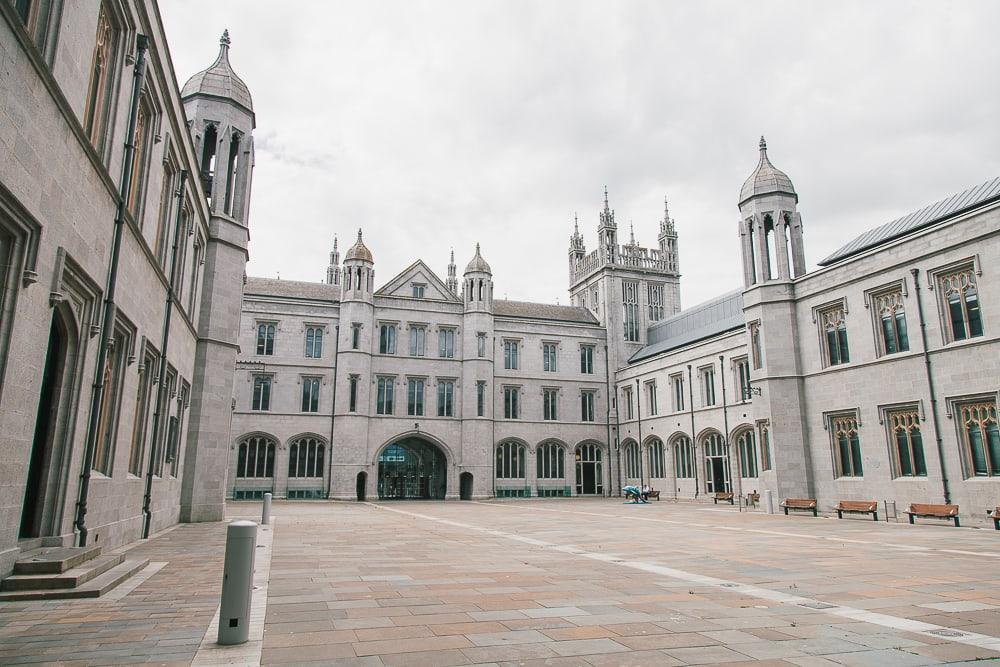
[927,629,965,638]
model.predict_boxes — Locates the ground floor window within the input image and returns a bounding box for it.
[736,429,757,478]
[537,442,565,479]
[289,437,325,478]
[647,439,664,478]
[674,436,693,478]
[497,441,525,479]
[623,441,639,478]
[237,436,275,478]
[958,400,999,477]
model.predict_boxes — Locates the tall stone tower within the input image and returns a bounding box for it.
[446,248,458,295]
[738,137,811,500]
[179,30,255,522]
[331,230,376,499]
[568,188,681,379]
[460,244,495,496]
[326,235,340,285]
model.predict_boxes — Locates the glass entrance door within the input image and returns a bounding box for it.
[377,438,447,499]
[575,444,603,495]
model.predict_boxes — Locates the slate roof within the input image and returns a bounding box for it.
[820,176,1000,266]
[244,277,340,302]
[629,290,744,363]
[181,32,253,113]
[494,299,599,324]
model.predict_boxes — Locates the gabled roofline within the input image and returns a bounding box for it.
[375,259,461,302]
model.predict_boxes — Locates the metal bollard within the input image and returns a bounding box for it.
[217,520,257,645]
[262,492,272,525]
[763,489,775,515]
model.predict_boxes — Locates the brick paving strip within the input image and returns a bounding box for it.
[382,502,1000,656]
[191,517,274,665]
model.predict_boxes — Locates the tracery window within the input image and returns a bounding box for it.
[623,441,640,479]
[305,326,323,358]
[872,288,909,355]
[647,439,665,478]
[256,322,275,356]
[288,437,324,478]
[543,388,557,421]
[622,280,640,342]
[819,304,850,366]
[886,408,926,477]
[938,266,983,342]
[647,283,664,321]
[536,442,565,479]
[84,2,119,151]
[830,413,863,477]
[957,400,999,477]
[237,436,275,478]
[496,441,525,479]
[379,324,396,354]
[736,429,758,478]
[673,436,693,478]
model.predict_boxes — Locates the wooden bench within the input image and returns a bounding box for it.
[781,498,817,517]
[834,500,878,521]
[713,491,734,505]
[988,507,999,530]
[646,489,660,501]
[905,503,960,527]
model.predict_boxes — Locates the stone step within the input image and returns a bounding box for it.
[13,545,103,575]
[2,554,123,591]
[0,559,150,601]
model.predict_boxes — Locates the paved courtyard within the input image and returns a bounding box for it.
[1,499,999,666]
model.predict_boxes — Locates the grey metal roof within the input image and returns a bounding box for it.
[494,299,599,324]
[819,176,1000,266]
[739,137,797,206]
[628,290,744,363]
[181,33,253,112]
[245,276,340,302]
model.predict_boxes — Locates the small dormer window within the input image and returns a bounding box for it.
[412,283,426,298]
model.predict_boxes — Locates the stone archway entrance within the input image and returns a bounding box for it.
[574,443,604,496]
[377,437,447,499]
[459,472,473,500]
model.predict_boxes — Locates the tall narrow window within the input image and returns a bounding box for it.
[236,436,275,478]
[152,369,176,477]
[872,288,909,355]
[187,235,204,318]
[154,162,176,264]
[646,381,658,416]
[674,436,693,478]
[700,366,716,407]
[580,345,594,374]
[622,280,640,342]
[411,283,425,298]
[409,326,426,356]
[647,283,664,321]
[543,343,557,371]
[623,441,639,478]
[288,438,324,478]
[886,408,926,477]
[407,378,424,416]
[536,442,565,479]
[622,386,633,420]
[126,94,153,217]
[957,400,999,477]
[830,413,863,477]
[736,430,758,478]
[200,124,218,200]
[379,324,396,354]
[476,381,486,417]
[223,131,240,215]
[819,304,850,366]
[671,374,685,412]
[437,380,454,417]
[83,2,118,151]
[301,377,320,413]
[735,358,751,401]
[748,321,762,369]
[93,327,128,475]
[503,340,519,369]
[581,391,595,422]
[503,386,519,419]
[305,326,323,358]
[939,266,984,342]
[477,332,486,358]
[758,420,772,471]
[348,375,358,412]
[256,323,275,356]
[438,328,455,358]
[376,377,394,415]
[169,382,189,477]
[543,388,558,421]
[252,375,272,411]
[128,350,157,476]
[648,439,665,478]
[351,323,361,350]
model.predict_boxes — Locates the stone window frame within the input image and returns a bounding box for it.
[410,282,426,298]
[502,384,521,420]
[621,384,634,420]
[347,374,359,412]
[125,83,162,225]
[437,326,457,359]
[83,0,127,161]
[824,408,863,479]
[579,343,595,374]
[670,372,685,413]
[864,279,910,357]
[946,392,1000,478]
[542,386,559,421]
[255,319,277,356]
[303,323,325,359]
[644,379,658,416]
[542,340,558,372]
[377,320,398,355]
[375,375,396,415]
[699,364,716,407]
[350,322,362,350]
[250,372,274,412]
[0,189,42,405]
[756,419,772,472]
[733,356,751,402]
[299,375,322,413]
[405,376,426,417]
[927,256,984,345]
[812,298,851,368]
[502,337,521,369]
[476,380,487,417]
[877,401,927,478]
[580,389,596,422]
[5,0,64,65]
[408,322,428,357]
[436,377,457,418]
[747,320,763,370]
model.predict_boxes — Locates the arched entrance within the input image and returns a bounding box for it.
[702,432,730,493]
[356,471,367,501]
[574,443,603,495]
[21,311,73,538]
[377,437,447,499]
[459,472,473,500]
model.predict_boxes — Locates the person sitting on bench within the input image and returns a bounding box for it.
[641,484,651,501]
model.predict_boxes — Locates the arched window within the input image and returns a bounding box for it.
[673,436,693,478]
[496,441,525,479]
[289,437,325,478]
[735,429,758,478]
[536,442,565,479]
[702,432,727,457]
[623,441,639,479]
[647,439,664,478]
[236,436,275,478]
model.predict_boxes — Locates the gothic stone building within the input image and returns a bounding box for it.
[0,1,253,576]
[234,141,999,524]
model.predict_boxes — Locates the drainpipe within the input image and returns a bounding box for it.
[141,168,188,538]
[326,324,340,499]
[491,334,497,499]
[720,354,739,505]
[688,364,698,498]
[635,378,644,486]
[603,344,614,497]
[910,269,951,504]
[76,35,150,546]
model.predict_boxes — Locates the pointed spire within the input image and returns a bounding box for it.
[759,135,767,154]
[629,221,635,245]
[450,248,455,262]
[574,212,579,235]
[660,196,674,235]
[220,29,231,46]
[333,235,338,251]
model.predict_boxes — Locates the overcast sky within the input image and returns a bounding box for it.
[160,1,1000,308]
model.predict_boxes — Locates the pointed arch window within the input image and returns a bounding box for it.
[288,437,324,478]
[830,412,863,477]
[84,2,119,152]
[647,439,665,478]
[496,441,525,479]
[957,400,999,477]
[673,436,693,478]
[237,436,275,478]
[886,408,926,477]
[736,429,758,478]
[937,266,984,343]
[623,441,640,479]
[818,303,850,367]
[536,442,565,479]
